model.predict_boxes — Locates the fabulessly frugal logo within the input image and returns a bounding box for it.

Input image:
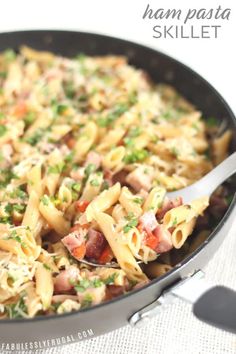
[0,328,94,352]
[142,4,231,39]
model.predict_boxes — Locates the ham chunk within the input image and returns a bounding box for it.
[84,151,102,169]
[62,229,87,260]
[70,167,85,182]
[2,144,13,163]
[85,229,107,260]
[103,169,114,188]
[153,225,173,253]
[76,276,106,305]
[54,266,80,293]
[106,285,125,298]
[62,230,85,251]
[112,170,128,186]
[140,211,158,232]
[156,197,183,221]
[126,166,153,192]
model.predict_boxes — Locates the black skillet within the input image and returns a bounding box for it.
[0,31,236,351]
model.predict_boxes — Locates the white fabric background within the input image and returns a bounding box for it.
[0,1,235,353]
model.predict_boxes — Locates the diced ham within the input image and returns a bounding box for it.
[62,229,87,260]
[2,144,13,163]
[52,295,78,302]
[126,167,153,192]
[39,143,55,154]
[140,211,158,232]
[156,197,183,221]
[60,144,70,157]
[106,285,125,298]
[133,279,150,290]
[104,169,114,187]
[153,225,173,253]
[54,266,80,293]
[62,230,85,252]
[84,151,102,169]
[70,167,85,182]
[112,170,128,186]
[85,229,107,260]
[76,277,106,305]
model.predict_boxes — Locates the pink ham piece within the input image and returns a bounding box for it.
[85,229,107,260]
[126,167,153,192]
[84,151,102,169]
[70,167,85,182]
[103,169,114,188]
[62,230,86,254]
[2,144,13,163]
[112,170,128,186]
[156,197,183,221]
[139,211,158,232]
[153,225,173,253]
[54,266,80,293]
[133,279,150,290]
[106,285,125,298]
[76,276,106,305]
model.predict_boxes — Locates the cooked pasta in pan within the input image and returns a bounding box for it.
[0,47,232,318]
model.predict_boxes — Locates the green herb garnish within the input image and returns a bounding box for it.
[0,125,7,137]
[172,217,178,226]
[206,117,218,127]
[47,162,65,175]
[123,149,149,164]
[90,179,100,187]
[97,104,128,127]
[3,49,16,62]
[40,195,50,206]
[71,182,81,193]
[123,212,138,233]
[81,294,93,308]
[24,112,36,126]
[103,273,118,285]
[84,163,96,179]
[133,197,144,205]
[6,230,27,248]
[43,264,52,271]
[5,296,28,319]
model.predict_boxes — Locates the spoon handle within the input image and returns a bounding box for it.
[167,152,236,203]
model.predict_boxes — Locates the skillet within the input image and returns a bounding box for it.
[0,30,235,350]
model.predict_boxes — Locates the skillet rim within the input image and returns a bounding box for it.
[0,29,235,324]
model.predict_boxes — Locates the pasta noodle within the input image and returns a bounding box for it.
[35,262,53,310]
[39,196,70,235]
[171,218,196,249]
[93,212,147,282]
[85,183,121,222]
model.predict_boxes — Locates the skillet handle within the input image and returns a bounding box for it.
[129,271,236,334]
[193,286,236,334]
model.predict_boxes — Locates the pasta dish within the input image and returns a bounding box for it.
[0,47,232,318]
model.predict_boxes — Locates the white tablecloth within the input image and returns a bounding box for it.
[45,219,236,354]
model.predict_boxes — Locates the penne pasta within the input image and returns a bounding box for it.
[35,262,53,310]
[85,183,121,222]
[94,212,147,282]
[39,196,70,235]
